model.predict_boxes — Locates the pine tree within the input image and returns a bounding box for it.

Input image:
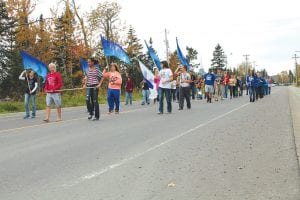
[186,46,198,64]
[51,0,77,88]
[211,43,226,73]
[123,26,144,89]
[0,0,33,99]
[32,14,53,65]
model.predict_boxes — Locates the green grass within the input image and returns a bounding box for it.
[0,90,143,114]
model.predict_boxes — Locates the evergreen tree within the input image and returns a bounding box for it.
[211,43,226,73]
[186,46,198,64]
[0,0,30,99]
[51,1,77,88]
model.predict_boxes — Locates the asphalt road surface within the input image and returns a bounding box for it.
[0,86,299,200]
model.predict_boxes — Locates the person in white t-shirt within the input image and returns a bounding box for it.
[158,61,173,114]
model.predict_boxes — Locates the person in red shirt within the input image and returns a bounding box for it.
[268,78,272,95]
[125,75,134,105]
[223,71,229,99]
[43,63,63,122]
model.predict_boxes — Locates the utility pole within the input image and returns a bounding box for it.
[243,54,250,76]
[292,53,300,86]
[164,28,169,62]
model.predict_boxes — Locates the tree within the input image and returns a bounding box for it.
[6,0,36,51]
[211,43,226,73]
[70,0,90,57]
[186,46,198,64]
[288,69,294,83]
[51,0,77,88]
[123,26,144,89]
[31,14,53,64]
[169,51,180,73]
[1,0,37,99]
[0,0,18,98]
[88,1,122,41]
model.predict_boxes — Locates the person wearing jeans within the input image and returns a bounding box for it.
[103,63,122,114]
[177,65,192,110]
[84,58,103,120]
[19,69,38,119]
[141,79,150,105]
[125,76,134,105]
[223,72,229,99]
[246,71,256,102]
[158,61,173,114]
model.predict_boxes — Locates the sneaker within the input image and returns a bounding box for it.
[31,115,35,118]
[92,116,99,121]
[115,110,119,114]
[157,112,163,115]
[88,115,93,120]
[23,115,30,119]
[178,108,183,110]
[107,111,113,114]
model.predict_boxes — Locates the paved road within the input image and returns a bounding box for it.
[0,87,299,200]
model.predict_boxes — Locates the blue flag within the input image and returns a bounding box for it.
[100,35,131,65]
[144,40,161,70]
[176,38,190,70]
[80,58,88,74]
[20,51,48,81]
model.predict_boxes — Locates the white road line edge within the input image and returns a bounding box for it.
[62,102,250,187]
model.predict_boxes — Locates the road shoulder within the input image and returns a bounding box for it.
[289,86,300,168]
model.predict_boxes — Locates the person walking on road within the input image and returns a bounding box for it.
[154,68,160,104]
[246,71,256,102]
[125,75,134,105]
[158,61,173,114]
[83,58,103,120]
[19,69,38,119]
[204,69,216,103]
[43,63,63,122]
[141,79,150,105]
[176,65,192,110]
[103,63,122,114]
[229,74,237,99]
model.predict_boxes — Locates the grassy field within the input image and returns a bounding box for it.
[0,90,142,114]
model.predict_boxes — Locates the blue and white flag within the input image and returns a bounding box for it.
[176,37,190,70]
[138,59,154,89]
[145,40,161,70]
[20,51,48,81]
[138,59,158,99]
[100,35,131,65]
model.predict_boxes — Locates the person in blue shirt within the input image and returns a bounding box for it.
[246,71,256,102]
[204,69,216,103]
[264,78,269,96]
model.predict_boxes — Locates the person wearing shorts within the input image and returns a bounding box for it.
[204,69,216,103]
[43,63,63,122]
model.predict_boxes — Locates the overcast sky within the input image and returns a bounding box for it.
[34,0,300,75]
